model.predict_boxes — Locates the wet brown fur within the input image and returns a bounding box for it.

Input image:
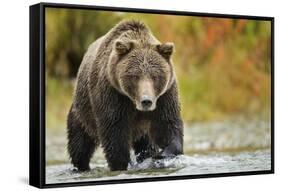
[67,20,183,171]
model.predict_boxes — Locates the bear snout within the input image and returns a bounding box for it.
[135,78,157,111]
[140,95,153,109]
[136,95,156,111]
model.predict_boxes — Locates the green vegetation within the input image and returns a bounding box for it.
[45,8,271,129]
[46,76,73,130]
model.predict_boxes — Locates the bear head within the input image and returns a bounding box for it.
[107,38,175,111]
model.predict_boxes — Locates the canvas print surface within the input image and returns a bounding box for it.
[45,7,272,184]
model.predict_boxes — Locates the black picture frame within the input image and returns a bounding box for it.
[29,2,275,188]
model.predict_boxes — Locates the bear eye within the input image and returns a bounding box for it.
[150,75,158,81]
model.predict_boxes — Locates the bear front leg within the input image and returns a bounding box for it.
[93,83,133,171]
[67,108,97,171]
[98,115,131,171]
[133,135,156,163]
[150,119,183,159]
[150,82,184,159]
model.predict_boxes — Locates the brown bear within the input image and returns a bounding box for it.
[67,20,183,171]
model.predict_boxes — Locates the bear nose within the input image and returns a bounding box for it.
[140,95,153,109]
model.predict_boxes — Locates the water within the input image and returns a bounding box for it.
[46,120,271,184]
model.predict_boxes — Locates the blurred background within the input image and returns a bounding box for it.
[45,8,272,181]
[45,8,271,183]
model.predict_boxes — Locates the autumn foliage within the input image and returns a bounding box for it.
[45,8,271,122]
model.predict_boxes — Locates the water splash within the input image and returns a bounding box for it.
[46,149,271,184]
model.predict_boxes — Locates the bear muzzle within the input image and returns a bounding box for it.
[136,78,156,111]
[140,95,153,109]
[136,95,156,111]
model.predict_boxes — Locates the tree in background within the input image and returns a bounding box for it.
[45,9,271,122]
[46,8,120,78]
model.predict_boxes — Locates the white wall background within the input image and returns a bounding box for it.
[0,0,279,190]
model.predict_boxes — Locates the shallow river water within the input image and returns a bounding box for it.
[46,149,271,184]
[46,120,271,184]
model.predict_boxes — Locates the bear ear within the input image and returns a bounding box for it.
[114,40,135,55]
[156,42,175,59]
